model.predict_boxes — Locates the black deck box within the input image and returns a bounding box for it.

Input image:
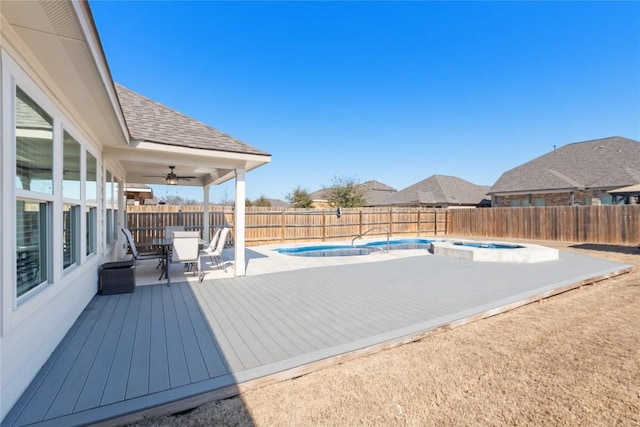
[99,260,135,295]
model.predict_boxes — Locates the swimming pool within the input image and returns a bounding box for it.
[276,238,435,257]
[453,242,523,249]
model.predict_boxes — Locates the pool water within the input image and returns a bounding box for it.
[276,239,435,257]
[453,242,523,249]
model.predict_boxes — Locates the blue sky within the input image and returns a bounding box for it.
[90,1,640,203]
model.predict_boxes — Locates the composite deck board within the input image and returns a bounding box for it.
[126,286,153,399]
[215,282,290,363]
[9,296,107,426]
[227,280,331,354]
[211,280,277,368]
[44,296,120,419]
[148,285,170,394]
[193,283,257,371]
[101,289,142,405]
[221,282,306,358]
[3,252,632,427]
[170,286,210,383]
[73,293,131,412]
[162,286,190,389]
[175,284,229,378]
[225,278,317,355]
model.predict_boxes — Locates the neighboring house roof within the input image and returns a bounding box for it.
[380,175,490,206]
[309,188,330,200]
[310,180,397,206]
[489,136,640,195]
[266,198,290,208]
[608,183,640,196]
[360,180,398,206]
[115,83,269,156]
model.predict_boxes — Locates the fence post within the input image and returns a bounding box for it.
[322,210,326,241]
[389,208,393,234]
[359,210,363,236]
[417,208,421,236]
[177,209,183,226]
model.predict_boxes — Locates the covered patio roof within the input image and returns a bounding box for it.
[106,84,271,187]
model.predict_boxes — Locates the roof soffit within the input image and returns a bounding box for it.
[1,1,128,147]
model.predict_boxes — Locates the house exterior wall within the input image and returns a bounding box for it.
[0,38,122,420]
[491,189,628,207]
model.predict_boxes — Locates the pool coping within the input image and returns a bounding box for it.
[430,239,560,263]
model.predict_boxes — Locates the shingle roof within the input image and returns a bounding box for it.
[310,180,397,205]
[489,136,640,194]
[379,175,490,206]
[115,83,269,156]
[266,198,290,208]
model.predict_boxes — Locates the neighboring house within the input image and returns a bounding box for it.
[125,183,157,205]
[266,198,290,208]
[378,175,490,208]
[310,180,397,208]
[1,1,270,421]
[488,136,640,207]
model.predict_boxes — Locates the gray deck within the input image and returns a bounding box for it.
[2,251,632,427]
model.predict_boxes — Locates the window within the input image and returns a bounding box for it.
[63,131,81,199]
[16,87,53,194]
[510,199,521,207]
[62,204,80,268]
[15,86,54,297]
[62,131,81,269]
[534,198,545,207]
[113,178,119,241]
[105,170,115,244]
[86,152,97,255]
[16,200,49,297]
[86,206,97,256]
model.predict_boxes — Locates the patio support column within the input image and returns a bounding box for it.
[234,168,246,276]
[203,185,210,242]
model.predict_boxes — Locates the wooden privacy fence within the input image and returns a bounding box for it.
[125,206,448,246]
[126,205,639,246]
[448,205,640,245]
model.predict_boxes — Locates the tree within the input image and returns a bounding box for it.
[245,198,253,207]
[253,196,272,207]
[286,186,313,208]
[159,195,200,206]
[325,175,366,208]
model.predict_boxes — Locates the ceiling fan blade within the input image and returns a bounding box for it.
[177,175,197,179]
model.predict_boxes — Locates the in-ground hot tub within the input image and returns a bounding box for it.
[430,240,559,263]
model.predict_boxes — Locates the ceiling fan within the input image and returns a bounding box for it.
[144,166,196,185]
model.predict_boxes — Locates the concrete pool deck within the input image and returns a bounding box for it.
[3,240,633,426]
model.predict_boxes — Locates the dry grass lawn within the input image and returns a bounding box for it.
[132,241,640,426]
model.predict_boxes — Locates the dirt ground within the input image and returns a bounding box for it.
[132,241,640,426]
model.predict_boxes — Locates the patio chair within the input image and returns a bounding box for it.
[122,228,165,279]
[208,227,223,251]
[122,228,163,263]
[201,227,230,275]
[164,225,185,239]
[170,231,201,280]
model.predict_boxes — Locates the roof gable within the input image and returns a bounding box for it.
[310,180,398,205]
[115,83,269,156]
[380,175,489,206]
[490,136,640,194]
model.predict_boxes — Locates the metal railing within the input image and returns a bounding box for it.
[351,226,391,252]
